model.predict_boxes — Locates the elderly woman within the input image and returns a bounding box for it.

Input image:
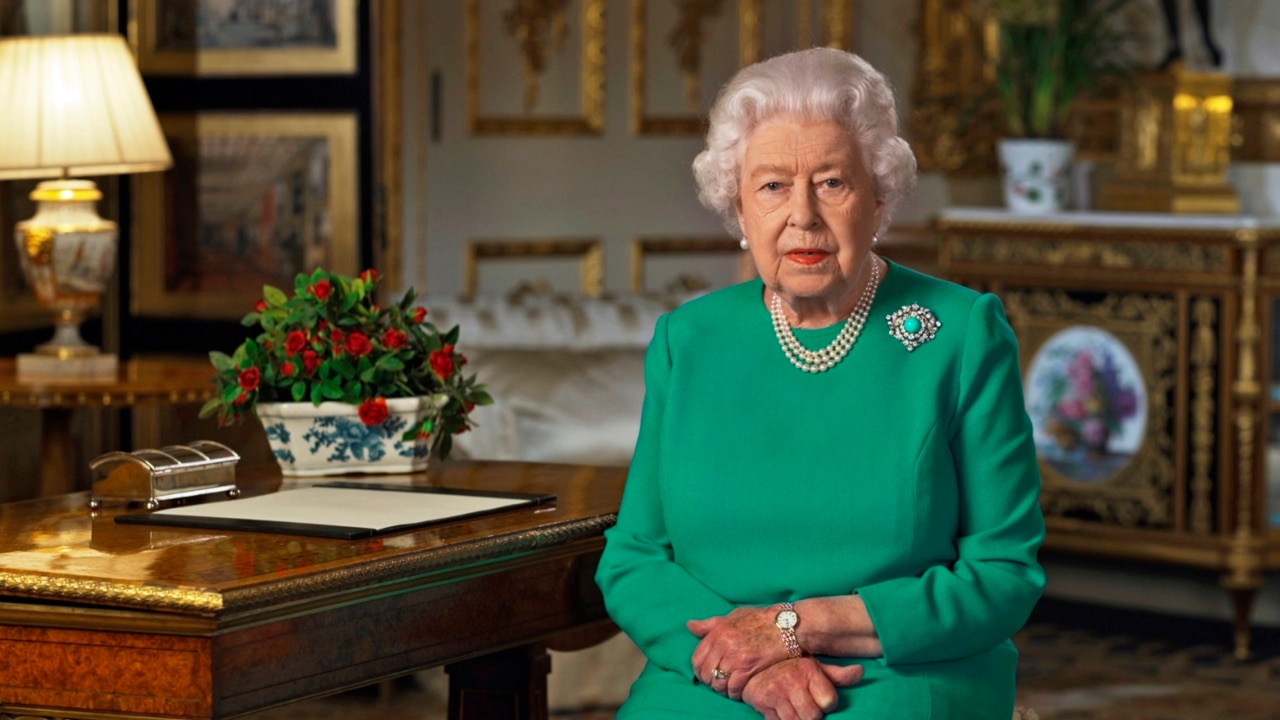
[595,48,1045,719]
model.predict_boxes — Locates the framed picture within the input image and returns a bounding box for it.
[131,0,358,76]
[1025,325,1149,483]
[463,239,603,298]
[629,237,754,294]
[466,0,605,135]
[1005,289,1182,528]
[131,112,359,319]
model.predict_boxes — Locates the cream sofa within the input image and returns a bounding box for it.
[422,292,687,710]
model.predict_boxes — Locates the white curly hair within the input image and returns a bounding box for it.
[692,47,917,236]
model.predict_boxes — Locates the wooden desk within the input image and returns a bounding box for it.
[0,357,216,497]
[0,460,626,719]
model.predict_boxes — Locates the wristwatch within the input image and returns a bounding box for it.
[775,602,802,658]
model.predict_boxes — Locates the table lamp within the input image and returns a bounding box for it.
[0,34,172,381]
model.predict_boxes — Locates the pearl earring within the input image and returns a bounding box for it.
[740,237,749,250]
[872,233,880,249]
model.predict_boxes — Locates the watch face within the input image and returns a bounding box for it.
[776,609,798,629]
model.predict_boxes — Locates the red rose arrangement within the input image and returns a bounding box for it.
[201,268,491,459]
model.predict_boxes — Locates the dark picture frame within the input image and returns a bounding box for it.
[131,0,358,76]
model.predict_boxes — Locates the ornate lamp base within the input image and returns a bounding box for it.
[12,178,118,381]
[16,352,119,383]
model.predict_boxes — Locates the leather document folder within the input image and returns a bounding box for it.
[116,482,556,539]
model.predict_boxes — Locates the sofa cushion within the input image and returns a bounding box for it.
[452,348,646,466]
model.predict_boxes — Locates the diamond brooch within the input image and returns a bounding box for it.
[886,304,941,352]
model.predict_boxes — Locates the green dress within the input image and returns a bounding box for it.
[595,260,1046,719]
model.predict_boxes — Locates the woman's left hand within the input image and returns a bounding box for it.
[688,606,791,700]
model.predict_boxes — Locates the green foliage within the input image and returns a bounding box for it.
[198,268,492,459]
[992,0,1138,138]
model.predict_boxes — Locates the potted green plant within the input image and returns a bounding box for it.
[989,0,1138,213]
[200,268,492,476]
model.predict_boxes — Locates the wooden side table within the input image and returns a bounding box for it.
[0,357,215,497]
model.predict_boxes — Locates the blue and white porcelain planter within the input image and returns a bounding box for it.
[256,397,440,477]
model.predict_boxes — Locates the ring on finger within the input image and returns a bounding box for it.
[711,667,729,681]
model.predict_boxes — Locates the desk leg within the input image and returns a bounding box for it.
[446,644,550,720]
[40,408,74,497]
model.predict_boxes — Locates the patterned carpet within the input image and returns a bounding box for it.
[1014,598,1280,719]
[245,598,1280,719]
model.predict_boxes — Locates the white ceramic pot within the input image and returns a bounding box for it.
[997,138,1074,214]
[256,397,439,477]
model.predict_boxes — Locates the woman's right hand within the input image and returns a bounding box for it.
[740,657,864,720]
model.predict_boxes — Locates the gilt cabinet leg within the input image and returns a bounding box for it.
[446,644,551,720]
[1228,587,1258,661]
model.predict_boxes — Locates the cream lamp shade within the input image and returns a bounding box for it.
[0,34,171,379]
[0,34,172,179]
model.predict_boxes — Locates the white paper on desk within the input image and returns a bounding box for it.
[152,486,532,533]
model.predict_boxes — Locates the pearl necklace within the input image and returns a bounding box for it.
[770,256,881,374]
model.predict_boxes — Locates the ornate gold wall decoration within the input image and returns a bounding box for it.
[462,238,604,297]
[629,236,752,292]
[817,0,852,48]
[909,0,999,173]
[668,0,727,111]
[467,0,606,135]
[503,0,573,112]
[630,0,759,134]
[628,0,851,135]
[1005,289,1177,527]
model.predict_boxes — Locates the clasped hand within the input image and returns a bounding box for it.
[687,607,863,718]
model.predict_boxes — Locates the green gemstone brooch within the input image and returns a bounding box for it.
[887,304,941,352]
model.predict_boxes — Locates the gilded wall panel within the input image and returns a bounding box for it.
[467,0,606,135]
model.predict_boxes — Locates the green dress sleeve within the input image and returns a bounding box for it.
[595,313,736,681]
[855,293,1046,665]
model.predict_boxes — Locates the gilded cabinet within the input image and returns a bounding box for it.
[937,208,1280,659]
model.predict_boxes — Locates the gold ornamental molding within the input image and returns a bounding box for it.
[628,236,749,293]
[630,0,751,135]
[1006,290,1177,527]
[466,0,606,135]
[628,0,854,135]
[0,572,222,615]
[220,517,616,619]
[909,0,999,173]
[946,234,1228,275]
[373,0,404,292]
[0,517,615,621]
[1188,297,1217,535]
[463,238,604,297]
[809,0,853,49]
